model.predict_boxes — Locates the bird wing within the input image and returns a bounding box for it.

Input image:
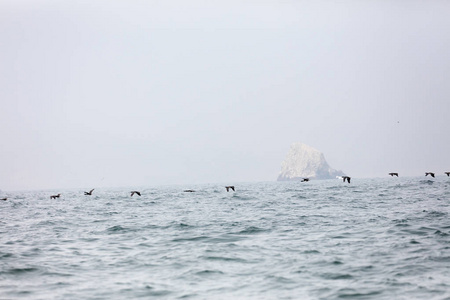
[136,192,141,196]
[231,186,235,191]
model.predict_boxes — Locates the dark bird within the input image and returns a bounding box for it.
[425,172,435,178]
[50,194,61,199]
[389,173,399,177]
[1,198,7,201]
[184,190,195,192]
[84,189,94,195]
[445,172,450,177]
[225,186,235,192]
[301,178,309,182]
[130,191,141,197]
[342,176,351,183]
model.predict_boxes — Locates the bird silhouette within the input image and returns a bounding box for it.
[425,172,435,178]
[184,190,195,192]
[1,198,7,201]
[130,191,141,196]
[389,173,399,177]
[225,186,235,192]
[445,172,450,177]
[301,178,309,182]
[84,189,94,195]
[342,176,351,183]
[50,194,61,199]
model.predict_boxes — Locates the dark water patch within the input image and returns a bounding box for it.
[106,225,139,234]
[0,252,14,258]
[351,190,364,193]
[121,286,173,297]
[143,201,157,205]
[137,242,153,248]
[202,256,247,263]
[326,186,341,190]
[2,267,41,275]
[92,219,108,223]
[207,235,246,243]
[434,230,449,236]
[236,226,268,235]
[172,236,209,242]
[21,248,42,257]
[320,273,353,280]
[337,289,382,298]
[401,228,430,236]
[265,275,296,285]
[332,235,350,239]
[353,265,374,272]
[420,180,435,185]
[195,269,225,276]
[231,195,254,201]
[173,222,194,229]
[302,250,321,254]
[428,256,450,263]
[107,225,126,232]
[5,239,22,245]
[36,220,56,226]
[42,271,74,277]
[179,293,198,298]
[143,224,169,230]
[426,211,447,218]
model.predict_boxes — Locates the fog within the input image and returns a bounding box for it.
[1,0,450,190]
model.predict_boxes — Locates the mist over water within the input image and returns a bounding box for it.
[1,177,450,299]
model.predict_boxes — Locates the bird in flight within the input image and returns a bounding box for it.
[301,178,309,182]
[425,172,435,178]
[389,173,399,177]
[1,198,7,201]
[225,186,235,192]
[130,191,141,196]
[84,189,94,195]
[445,172,450,177]
[342,176,351,183]
[50,194,61,199]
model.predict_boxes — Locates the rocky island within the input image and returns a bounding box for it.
[277,143,345,181]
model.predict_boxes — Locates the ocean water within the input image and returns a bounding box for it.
[1,177,450,300]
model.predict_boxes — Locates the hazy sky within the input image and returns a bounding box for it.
[1,1,450,191]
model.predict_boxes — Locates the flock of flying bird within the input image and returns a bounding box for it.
[45,189,143,200]
[0,186,236,201]
[299,172,450,184]
[1,173,450,201]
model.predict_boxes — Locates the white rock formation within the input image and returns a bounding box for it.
[277,143,345,181]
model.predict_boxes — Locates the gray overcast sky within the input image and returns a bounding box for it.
[1,0,450,191]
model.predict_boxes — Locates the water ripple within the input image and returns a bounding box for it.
[1,178,450,299]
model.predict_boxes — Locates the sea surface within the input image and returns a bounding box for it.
[1,177,450,300]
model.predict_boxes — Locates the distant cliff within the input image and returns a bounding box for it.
[277,143,345,181]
